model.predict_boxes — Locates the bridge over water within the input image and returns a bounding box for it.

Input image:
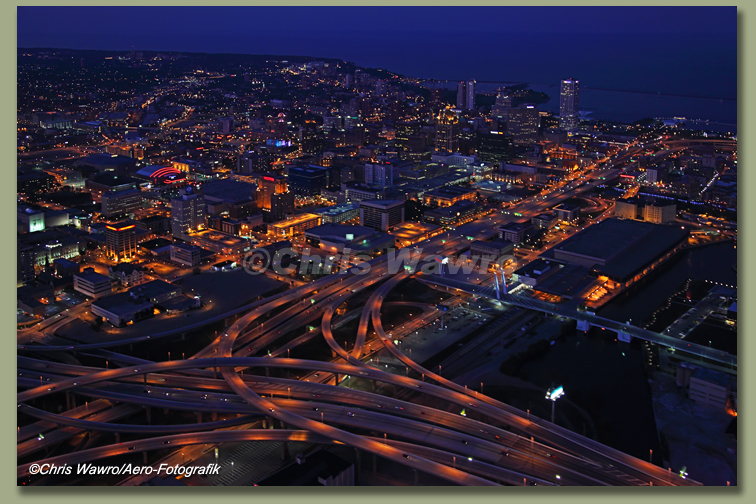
[421,275,737,372]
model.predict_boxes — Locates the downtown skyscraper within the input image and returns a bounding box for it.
[456,79,476,110]
[559,78,580,131]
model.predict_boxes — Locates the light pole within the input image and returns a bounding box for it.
[546,385,565,424]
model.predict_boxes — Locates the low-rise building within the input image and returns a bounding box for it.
[268,214,322,240]
[127,279,182,305]
[422,186,476,208]
[531,213,558,230]
[512,258,561,287]
[73,267,112,299]
[553,203,581,223]
[170,242,201,267]
[498,221,534,244]
[109,263,145,287]
[305,223,396,257]
[90,292,153,326]
[470,239,515,265]
[424,200,484,228]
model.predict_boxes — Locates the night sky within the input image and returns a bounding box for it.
[17,6,737,99]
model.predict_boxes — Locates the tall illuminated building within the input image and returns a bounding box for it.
[492,92,513,120]
[171,186,205,238]
[299,119,323,156]
[507,105,540,145]
[435,106,460,153]
[105,221,137,262]
[456,79,476,110]
[256,173,294,222]
[559,79,580,131]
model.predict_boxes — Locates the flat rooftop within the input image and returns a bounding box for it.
[534,263,595,299]
[471,238,514,252]
[500,221,533,231]
[552,218,689,280]
[425,186,476,197]
[390,221,441,241]
[269,213,321,229]
[359,199,404,209]
[306,223,374,240]
[92,292,152,315]
[139,238,173,250]
[129,279,179,298]
[74,270,110,283]
[191,229,248,246]
[314,202,360,216]
[201,179,256,204]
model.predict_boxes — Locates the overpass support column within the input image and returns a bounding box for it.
[115,432,120,444]
[196,412,202,424]
[281,442,287,461]
[143,452,148,465]
[211,412,217,421]
[355,449,361,479]
[65,391,72,410]
[145,406,152,425]
[577,319,590,332]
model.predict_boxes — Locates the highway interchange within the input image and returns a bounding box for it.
[17,138,707,486]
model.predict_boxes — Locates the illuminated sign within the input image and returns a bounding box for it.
[106,225,136,231]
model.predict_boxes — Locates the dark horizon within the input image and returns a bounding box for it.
[17,6,737,100]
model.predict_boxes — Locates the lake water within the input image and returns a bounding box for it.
[435,81,737,134]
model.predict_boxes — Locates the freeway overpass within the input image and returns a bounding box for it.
[420,275,736,370]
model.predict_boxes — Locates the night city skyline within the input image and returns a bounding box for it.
[16,6,737,488]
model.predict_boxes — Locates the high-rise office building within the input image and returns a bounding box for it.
[171,186,206,238]
[105,221,137,262]
[17,239,35,287]
[466,79,476,110]
[559,79,580,131]
[507,105,541,146]
[359,200,405,232]
[101,189,143,218]
[477,131,514,165]
[288,165,334,197]
[299,119,323,156]
[492,92,513,120]
[456,80,476,110]
[435,107,460,153]
[256,174,287,211]
[256,173,294,222]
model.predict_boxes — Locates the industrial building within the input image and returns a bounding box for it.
[547,218,689,289]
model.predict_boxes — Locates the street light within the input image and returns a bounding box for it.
[546,385,565,424]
